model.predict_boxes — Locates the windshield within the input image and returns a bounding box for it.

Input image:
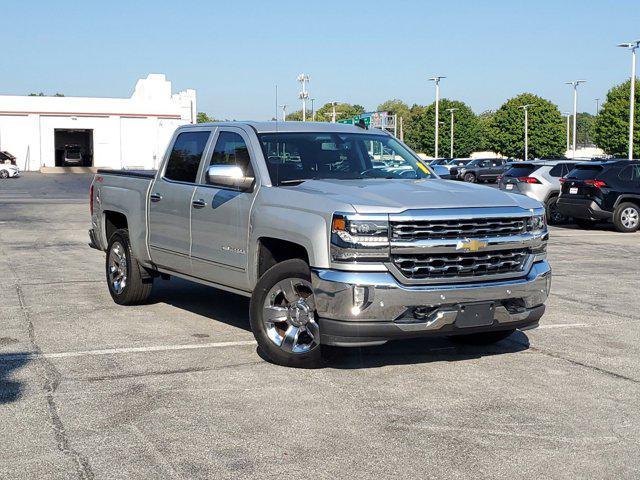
[258,132,433,185]
[504,164,538,177]
[566,165,603,180]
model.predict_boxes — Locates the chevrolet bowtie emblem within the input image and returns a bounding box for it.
[456,239,488,252]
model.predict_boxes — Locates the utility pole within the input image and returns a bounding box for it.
[310,98,316,121]
[429,76,446,158]
[563,112,571,153]
[399,116,404,141]
[324,102,338,123]
[595,98,600,114]
[297,74,310,121]
[446,108,458,158]
[566,80,586,155]
[519,104,534,160]
[280,104,287,122]
[618,41,640,159]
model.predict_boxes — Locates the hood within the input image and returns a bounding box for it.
[286,178,542,213]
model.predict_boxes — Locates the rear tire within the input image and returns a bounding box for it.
[463,172,476,183]
[106,229,153,305]
[250,259,323,368]
[613,202,640,233]
[449,329,515,345]
[545,196,566,225]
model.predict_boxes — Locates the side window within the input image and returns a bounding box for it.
[164,131,210,183]
[549,164,564,177]
[618,166,633,181]
[632,165,640,182]
[208,131,254,175]
[562,163,576,176]
[479,160,490,168]
[491,159,503,167]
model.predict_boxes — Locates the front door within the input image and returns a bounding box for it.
[148,130,211,272]
[190,128,257,291]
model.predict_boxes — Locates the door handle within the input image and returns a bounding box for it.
[150,193,162,203]
[192,199,207,209]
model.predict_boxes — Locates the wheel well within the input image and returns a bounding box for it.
[257,238,309,278]
[617,197,640,210]
[104,211,128,242]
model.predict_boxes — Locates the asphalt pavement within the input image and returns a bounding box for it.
[1,173,639,479]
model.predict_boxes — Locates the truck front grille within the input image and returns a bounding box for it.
[391,249,528,280]
[391,217,527,240]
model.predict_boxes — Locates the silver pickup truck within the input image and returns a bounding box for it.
[89,122,551,367]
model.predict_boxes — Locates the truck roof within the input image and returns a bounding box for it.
[184,121,390,135]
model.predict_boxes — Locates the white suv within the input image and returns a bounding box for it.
[0,164,20,179]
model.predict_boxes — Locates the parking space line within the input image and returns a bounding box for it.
[1,339,258,361]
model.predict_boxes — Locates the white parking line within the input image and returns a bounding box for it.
[1,339,258,361]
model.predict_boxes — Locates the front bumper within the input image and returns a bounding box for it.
[557,196,612,221]
[311,261,551,346]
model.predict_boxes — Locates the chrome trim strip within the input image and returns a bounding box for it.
[389,232,545,254]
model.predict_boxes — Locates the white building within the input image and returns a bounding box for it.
[0,74,196,171]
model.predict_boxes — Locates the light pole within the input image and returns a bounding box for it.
[595,98,600,114]
[310,98,316,121]
[618,41,640,159]
[566,80,586,155]
[563,112,571,153]
[446,108,458,158]
[518,104,534,160]
[429,76,446,157]
[280,104,288,122]
[297,74,310,121]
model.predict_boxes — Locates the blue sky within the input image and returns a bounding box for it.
[2,0,639,119]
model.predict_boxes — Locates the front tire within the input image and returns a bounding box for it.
[106,229,153,305]
[449,329,515,345]
[545,196,566,225]
[613,202,640,233]
[0,170,9,179]
[250,259,322,368]
[463,172,476,183]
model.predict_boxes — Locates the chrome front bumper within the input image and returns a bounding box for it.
[311,261,551,346]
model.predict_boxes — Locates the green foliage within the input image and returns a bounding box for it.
[404,99,482,157]
[197,112,216,123]
[593,79,639,157]
[576,112,595,147]
[477,110,496,151]
[377,99,410,122]
[487,93,565,159]
[287,103,364,122]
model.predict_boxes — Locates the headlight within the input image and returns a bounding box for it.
[526,214,546,233]
[331,213,389,262]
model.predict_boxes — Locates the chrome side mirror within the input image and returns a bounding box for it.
[206,165,254,190]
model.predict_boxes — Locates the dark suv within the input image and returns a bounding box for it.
[457,158,508,183]
[557,160,640,232]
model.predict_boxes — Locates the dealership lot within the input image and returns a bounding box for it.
[1,174,640,479]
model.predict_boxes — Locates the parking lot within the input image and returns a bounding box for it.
[1,173,640,479]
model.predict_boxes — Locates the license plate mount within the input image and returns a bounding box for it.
[455,303,495,328]
[506,184,514,190]
[569,187,578,194]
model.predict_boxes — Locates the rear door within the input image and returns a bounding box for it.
[190,127,257,290]
[500,163,537,193]
[561,164,605,200]
[148,129,212,272]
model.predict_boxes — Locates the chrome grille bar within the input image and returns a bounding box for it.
[391,218,527,240]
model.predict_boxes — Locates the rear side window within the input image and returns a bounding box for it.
[566,165,603,180]
[504,164,536,177]
[618,164,640,181]
[164,131,211,183]
[549,164,564,177]
[208,131,254,175]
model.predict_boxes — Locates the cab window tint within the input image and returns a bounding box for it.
[164,131,210,183]
[549,164,564,177]
[209,131,253,175]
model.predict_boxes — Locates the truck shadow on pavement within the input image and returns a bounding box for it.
[0,354,30,404]
[148,278,530,369]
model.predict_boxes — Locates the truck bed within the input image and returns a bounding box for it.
[97,169,157,179]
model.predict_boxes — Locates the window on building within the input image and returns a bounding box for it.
[164,131,210,183]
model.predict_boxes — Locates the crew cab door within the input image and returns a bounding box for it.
[190,127,257,290]
[148,129,212,273]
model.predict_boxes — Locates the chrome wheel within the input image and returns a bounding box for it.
[262,278,319,354]
[0,170,8,179]
[621,207,639,230]
[108,241,128,294]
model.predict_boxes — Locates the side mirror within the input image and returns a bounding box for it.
[206,165,254,190]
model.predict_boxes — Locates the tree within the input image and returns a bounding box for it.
[404,99,482,157]
[487,93,565,159]
[593,79,639,157]
[377,99,410,122]
[576,112,595,147]
[314,102,365,122]
[197,112,216,123]
[477,110,496,151]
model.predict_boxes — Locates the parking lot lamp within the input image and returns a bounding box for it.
[280,104,287,122]
[429,76,446,157]
[297,74,310,121]
[566,80,586,155]
[617,41,640,159]
[446,108,458,158]
[595,98,600,114]
[310,98,316,121]
[563,112,571,153]
[518,105,534,160]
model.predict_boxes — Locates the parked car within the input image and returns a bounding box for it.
[428,158,452,166]
[0,151,17,166]
[63,145,83,166]
[498,160,577,224]
[431,164,455,179]
[457,158,508,183]
[557,160,640,232]
[0,163,20,179]
[89,121,550,368]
